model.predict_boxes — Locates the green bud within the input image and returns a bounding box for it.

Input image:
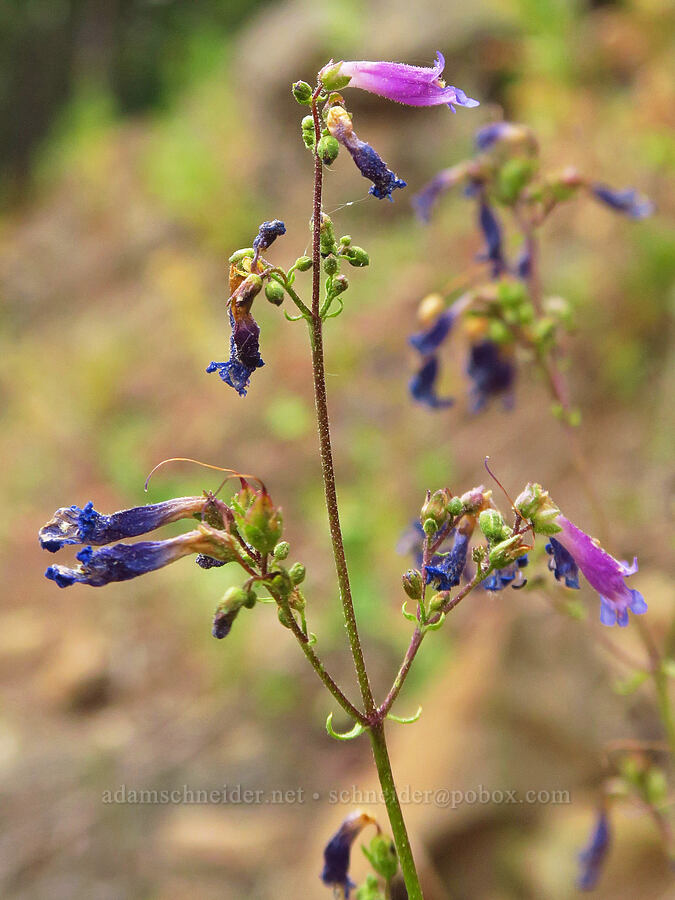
[319,62,351,92]
[265,280,285,306]
[273,541,290,560]
[423,518,438,536]
[497,280,527,308]
[428,592,446,613]
[402,569,423,601]
[339,234,352,246]
[331,274,349,295]
[315,213,338,256]
[342,245,370,267]
[478,509,510,542]
[461,487,489,513]
[645,767,668,806]
[229,248,254,264]
[495,157,536,204]
[421,489,451,528]
[289,562,306,585]
[301,115,315,149]
[220,586,248,610]
[488,535,527,570]
[242,492,283,555]
[517,302,535,325]
[270,572,292,599]
[292,81,313,104]
[277,606,294,628]
[362,834,398,881]
[448,496,464,517]
[324,256,339,275]
[487,320,512,344]
[317,134,340,166]
[514,483,561,535]
[243,588,258,609]
[355,874,385,900]
[293,255,312,272]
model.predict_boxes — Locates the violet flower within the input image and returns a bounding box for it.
[466,340,515,412]
[483,556,528,592]
[409,308,457,356]
[425,530,470,591]
[320,811,376,897]
[553,515,647,627]
[478,199,506,277]
[39,497,206,552]
[207,273,265,396]
[326,106,406,200]
[546,536,579,589]
[45,531,211,588]
[321,53,479,111]
[409,356,454,409]
[577,809,611,891]
[591,184,654,220]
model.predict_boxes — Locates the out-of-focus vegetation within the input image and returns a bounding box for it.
[1,0,673,897]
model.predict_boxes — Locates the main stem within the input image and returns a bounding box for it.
[308,89,423,898]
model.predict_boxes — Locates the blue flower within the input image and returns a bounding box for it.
[207,274,265,397]
[591,184,654,219]
[425,531,469,591]
[411,163,471,222]
[321,812,376,897]
[409,309,456,356]
[483,555,528,591]
[326,106,406,201]
[397,520,426,566]
[466,340,515,411]
[196,554,227,569]
[409,356,454,409]
[45,531,208,588]
[253,219,286,253]
[478,200,506,277]
[577,809,610,891]
[39,497,206,552]
[546,536,579,589]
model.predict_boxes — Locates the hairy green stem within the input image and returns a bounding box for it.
[369,723,423,900]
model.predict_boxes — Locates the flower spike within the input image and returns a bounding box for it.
[321,53,479,111]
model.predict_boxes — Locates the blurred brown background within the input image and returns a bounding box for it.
[1,0,673,897]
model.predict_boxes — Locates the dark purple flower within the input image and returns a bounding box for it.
[483,555,528,591]
[466,340,515,411]
[409,309,456,355]
[326,106,406,200]
[207,274,265,396]
[552,516,647,627]
[39,497,206,552]
[516,245,532,280]
[591,184,654,219]
[320,811,376,897]
[546,536,579,589]
[425,530,469,591]
[45,531,209,588]
[321,53,479,110]
[478,200,506,277]
[196,554,227,569]
[411,164,471,222]
[474,121,536,153]
[252,219,286,254]
[409,356,454,409]
[397,520,426,566]
[577,809,611,891]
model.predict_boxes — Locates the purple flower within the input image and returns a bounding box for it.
[591,183,654,219]
[252,219,286,254]
[397,520,426,566]
[320,812,376,897]
[546,536,579,589]
[474,121,537,153]
[322,53,479,111]
[39,497,206,552]
[411,163,472,222]
[466,340,515,411]
[553,515,647,627]
[326,107,406,200]
[425,530,469,591]
[483,556,528,591]
[409,356,454,409]
[207,274,265,396]
[409,308,456,355]
[478,199,506,277]
[45,531,208,588]
[577,809,611,891]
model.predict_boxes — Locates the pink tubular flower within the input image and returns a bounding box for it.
[553,516,647,627]
[320,53,479,111]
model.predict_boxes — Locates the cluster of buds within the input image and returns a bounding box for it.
[40,476,310,641]
[408,121,653,415]
[399,480,646,628]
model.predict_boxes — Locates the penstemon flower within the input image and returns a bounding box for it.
[320,811,377,897]
[320,53,479,111]
[577,808,611,891]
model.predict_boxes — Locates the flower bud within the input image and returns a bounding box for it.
[402,569,423,600]
[229,248,254,264]
[212,586,248,639]
[273,541,290,560]
[318,61,351,92]
[428,592,446,613]
[478,509,511,543]
[423,518,437,536]
[314,212,338,257]
[331,274,349,295]
[339,234,352,246]
[448,496,464,517]
[488,535,527,570]
[514,483,561,535]
[317,134,340,166]
[264,280,285,306]
[342,245,370,267]
[421,489,451,528]
[301,115,315,149]
[289,562,306,585]
[242,492,283,555]
[324,256,339,275]
[292,81,313,104]
[461,487,490,514]
[362,833,398,880]
[293,255,313,272]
